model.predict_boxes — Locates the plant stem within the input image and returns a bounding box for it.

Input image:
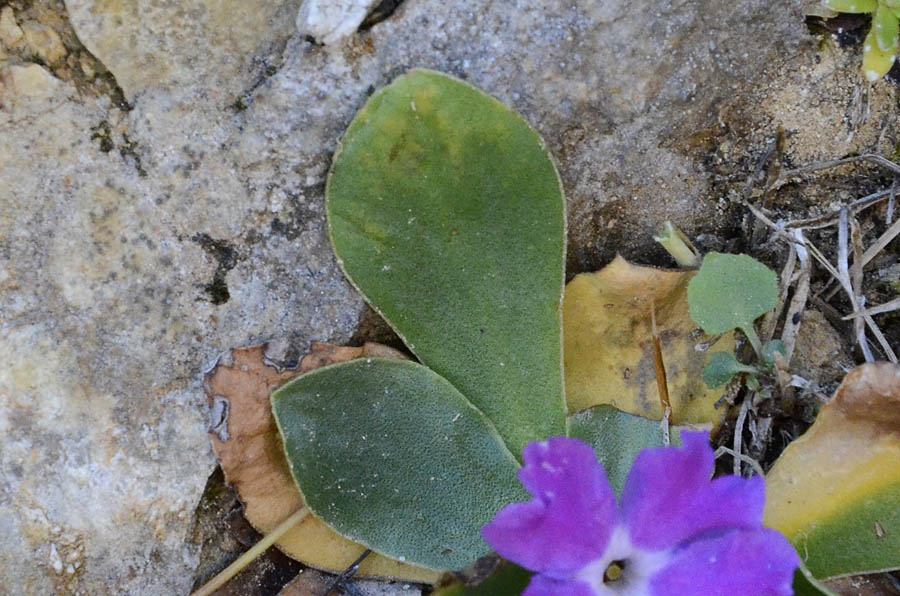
[740,324,764,362]
[191,507,309,596]
[654,221,700,268]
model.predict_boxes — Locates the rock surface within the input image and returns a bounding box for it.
[0,0,894,594]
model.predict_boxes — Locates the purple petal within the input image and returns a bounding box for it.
[649,528,800,596]
[621,432,766,550]
[482,437,617,578]
[523,574,597,596]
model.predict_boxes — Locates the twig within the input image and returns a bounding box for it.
[861,212,900,267]
[842,296,900,318]
[888,180,896,225]
[715,446,765,478]
[191,508,310,596]
[319,549,373,596]
[803,233,897,362]
[840,210,873,362]
[733,398,751,477]
[778,153,900,180]
[761,242,797,344]
[742,202,897,363]
[781,230,811,365]
[783,189,892,230]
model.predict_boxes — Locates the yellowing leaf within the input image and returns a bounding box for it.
[563,256,734,424]
[205,342,440,583]
[764,362,900,579]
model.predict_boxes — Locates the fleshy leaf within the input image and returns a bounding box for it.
[702,351,755,389]
[874,2,900,51]
[825,0,876,12]
[863,28,898,81]
[327,69,566,456]
[687,252,778,339]
[567,405,678,497]
[563,256,733,424]
[792,563,840,596]
[204,342,438,582]
[271,358,524,572]
[764,362,900,579]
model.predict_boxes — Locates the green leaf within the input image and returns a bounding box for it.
[431,562,533,596]
[702,351,756,388]
[327,69,567,457]
[792,563,840,596]
[863,27,898,81]
[875,3,900,50]
[687,252,778,346]
[762,339,787,366]
[567,405,675,497]
[271,358,524,571]
[825,0,876,12]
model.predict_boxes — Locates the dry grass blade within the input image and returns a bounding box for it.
[843,296,900,319]
[838,209,873,362]
[778,153,900,180]
[784,189,892,230]
[743,202,897,363]
[861,213,900,267]
[781,230,811,364]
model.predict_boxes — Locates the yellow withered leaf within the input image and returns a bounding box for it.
[764,362,900,579]
[563,256,734,424]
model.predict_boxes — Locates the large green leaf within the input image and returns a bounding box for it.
[327,69,567,456]
[567,405,677,498]
[792,563,839,596]
[271,358,524,572]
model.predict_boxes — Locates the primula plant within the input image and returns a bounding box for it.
[483,433,799,595]
[197,69,900,596]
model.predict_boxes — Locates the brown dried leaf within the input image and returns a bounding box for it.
[204,341,439,583]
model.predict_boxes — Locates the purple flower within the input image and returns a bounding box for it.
[482,432,799,596]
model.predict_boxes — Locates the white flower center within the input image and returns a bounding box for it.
[576,526,671,596]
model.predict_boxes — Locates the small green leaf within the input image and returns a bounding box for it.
[863,28,898,81]
[567,405,675,497]
[271,358,524,571]
[745,374,761,391]
[762,339,787,366]
[431,562,532,596]
[687,252,778,339]
[825,0,876,12]
[327,69,567,456]
[702,351,756,389]
[874,3,900,50]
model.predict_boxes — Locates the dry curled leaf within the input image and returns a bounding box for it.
[204,341,439,583]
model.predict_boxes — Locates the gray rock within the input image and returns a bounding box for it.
[1,0,891,593]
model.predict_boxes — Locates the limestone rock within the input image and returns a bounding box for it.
[295,0,381,45]
[1,0,890,594]
[0,6,24,48]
